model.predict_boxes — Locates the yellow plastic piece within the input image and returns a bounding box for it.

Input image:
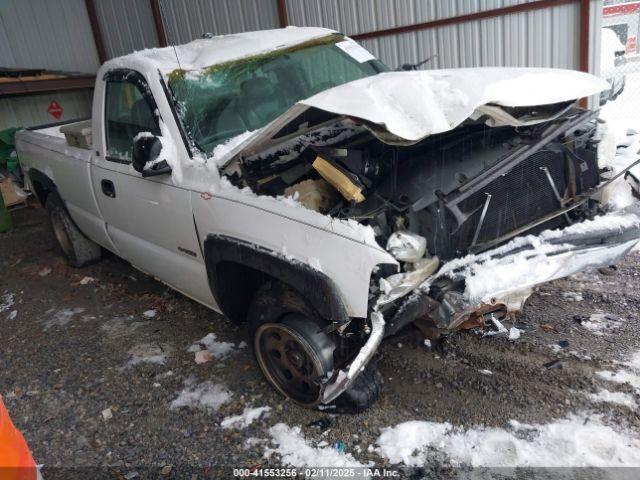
[312,156,365,203]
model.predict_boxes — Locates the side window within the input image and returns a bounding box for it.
[104,77,160,163]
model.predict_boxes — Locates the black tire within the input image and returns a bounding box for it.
[45,191,102,267]
[247,281,380,412]
[332,360,381,414]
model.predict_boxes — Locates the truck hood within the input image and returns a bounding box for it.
[227,67,608,162]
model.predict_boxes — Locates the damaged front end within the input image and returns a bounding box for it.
[227,106,640,403]
[200,61,640,403]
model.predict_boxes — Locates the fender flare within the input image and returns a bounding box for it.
[27,168,55,204]
[203,234,350,326]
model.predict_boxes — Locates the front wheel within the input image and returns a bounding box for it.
[247,281,381,412]
[254,316,334,407]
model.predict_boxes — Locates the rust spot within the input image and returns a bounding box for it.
[413,316,441,340]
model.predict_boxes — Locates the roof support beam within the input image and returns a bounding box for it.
[277,0,289,28]
[0,76,96,97]
[150,0,168,47]
[351,0,578,41]
[84,0,107,65]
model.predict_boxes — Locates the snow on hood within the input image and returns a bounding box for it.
[299,67,609,143]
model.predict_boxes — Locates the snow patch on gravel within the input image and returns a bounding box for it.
[581,313,625,335]
[562,291,583,302]
[0,293,15,312]
[597,369,640,390]
[170,380,231,411]
[100,315,147,339]
[43,307,85,330]
[588,389,636,408]
[596,349,640,393]
[123,343,171,368]
[187,333,236,359]
[375,413,640,467]
[221,406,271,429]
[266,424,368,469]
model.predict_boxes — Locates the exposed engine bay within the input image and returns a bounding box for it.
[225,108,603,263]
[218,106,621,345]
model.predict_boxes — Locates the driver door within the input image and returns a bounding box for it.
[91,69,215,307]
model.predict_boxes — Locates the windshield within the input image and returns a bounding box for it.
[168,35,388,154]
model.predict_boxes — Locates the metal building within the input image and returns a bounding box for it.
[602,0,640,53]
[0,0,603,130]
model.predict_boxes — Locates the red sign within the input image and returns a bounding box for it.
[627,35,638,54]
[47,100,63,120]
[603,1,640,17]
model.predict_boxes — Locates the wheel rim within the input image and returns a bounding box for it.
[51,210,73,258]
[255,321,330,406]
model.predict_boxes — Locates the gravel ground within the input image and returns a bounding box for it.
[2,205,640,478]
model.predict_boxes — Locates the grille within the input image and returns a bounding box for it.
[426,148,570,260]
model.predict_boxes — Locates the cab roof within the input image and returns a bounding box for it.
[101,27,337,76]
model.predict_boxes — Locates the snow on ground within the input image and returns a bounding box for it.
[580,313,626,335]
[187,332,236,359]
[562,291,583,302]
[122,343,171,368]
[43,307,85,330]
[596,349,640,393]
[169,379,231,411]
[266,423,368,469]
[375,413,640,467]
[221,406,271,429]
[588,389,636,408]
[0,293,15,312]
[596,369,640,391]
[100,315,146,339]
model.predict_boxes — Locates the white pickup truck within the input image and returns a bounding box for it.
[16,27,640,412]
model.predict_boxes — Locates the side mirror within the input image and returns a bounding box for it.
[132,135,171,178]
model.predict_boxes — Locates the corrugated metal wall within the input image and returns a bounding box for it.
[285,0,593,72]
[158,0,281,45]
[94,0,160,59]
[0,0,603,129]
[0,90,92,130]
[0,0,99,73]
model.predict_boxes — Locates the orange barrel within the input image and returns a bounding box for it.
[0,396,37,480]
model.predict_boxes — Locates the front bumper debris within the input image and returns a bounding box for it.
[320,311,385,404]
[392,204,640,338]
[320,205,640,404]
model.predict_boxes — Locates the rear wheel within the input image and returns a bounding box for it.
[45,191,101,267]
[247,281,381,412]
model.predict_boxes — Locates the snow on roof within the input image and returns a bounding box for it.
[104,27,337,74]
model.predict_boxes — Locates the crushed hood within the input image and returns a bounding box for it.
[224,67,609,162]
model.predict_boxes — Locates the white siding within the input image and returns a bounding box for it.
[0,0,99,73]
[286,0,600,73]
[158,0,281,44]
[95,0,160,59]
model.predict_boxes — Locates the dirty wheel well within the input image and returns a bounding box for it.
[203,234,351,326]
[214,261,271,324]
[29,170,54,205]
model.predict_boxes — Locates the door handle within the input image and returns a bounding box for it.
[101,179,116,198]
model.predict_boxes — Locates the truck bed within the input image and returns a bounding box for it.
[16,120,91,167]
[15,120,103,248]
